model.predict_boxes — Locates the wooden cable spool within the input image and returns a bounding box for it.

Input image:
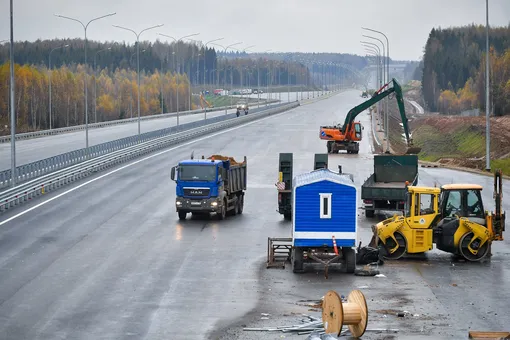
[321,289,368,337]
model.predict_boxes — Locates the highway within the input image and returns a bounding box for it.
[0,102,279,170]
[0,90,508,339]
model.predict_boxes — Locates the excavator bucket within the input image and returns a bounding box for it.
[404,146,422,155]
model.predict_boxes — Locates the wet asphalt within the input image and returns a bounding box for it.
[0,90,508,340]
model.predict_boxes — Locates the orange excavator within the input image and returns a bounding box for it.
[200,93,213,111]
[319,78,421,155]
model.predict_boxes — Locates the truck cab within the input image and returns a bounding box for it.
[171,159,224,220]
[171,155,247,221]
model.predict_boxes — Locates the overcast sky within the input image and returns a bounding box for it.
[1,0,509,61]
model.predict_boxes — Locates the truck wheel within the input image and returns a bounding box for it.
[284,212,292,220]
[343,248,356,273]
[232,198,239,215]
[217,200,227,220]
[292,248,305,273]
[237,195,244,214]
[178,211,187,220]
[365,210,375,218]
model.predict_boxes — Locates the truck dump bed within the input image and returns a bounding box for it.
[361,154,418,201]
[208,155,247,194]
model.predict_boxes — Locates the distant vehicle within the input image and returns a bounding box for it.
[253,89,258,94]
[236,101,249,116]
[361,92,368,98]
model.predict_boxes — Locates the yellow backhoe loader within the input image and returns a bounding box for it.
[370,170,505,262]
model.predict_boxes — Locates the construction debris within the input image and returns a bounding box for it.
[207,154,245,165]
[244,290,399,337]
[243,313,398,337]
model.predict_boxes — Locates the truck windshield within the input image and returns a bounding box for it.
[178,165,216,182]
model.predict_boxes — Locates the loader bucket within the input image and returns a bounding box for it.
[368,224,379,248]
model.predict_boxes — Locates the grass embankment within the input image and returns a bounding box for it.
[412,122,510,174]
[383,91,510,175]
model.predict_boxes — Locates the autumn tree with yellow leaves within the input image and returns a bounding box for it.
[0,62,190,134]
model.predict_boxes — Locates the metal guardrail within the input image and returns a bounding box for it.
[0,97,279,143]
[0,101,289,190]
[0,101,300,213]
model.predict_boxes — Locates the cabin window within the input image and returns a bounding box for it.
[419,194,435,215]
[466,189,484,219]
[354,124,361,133]
[444,190,462,217]
[320,193,332,219]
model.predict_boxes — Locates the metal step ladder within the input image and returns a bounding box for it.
[267,237,292,268]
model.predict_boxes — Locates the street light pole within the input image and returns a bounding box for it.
[485,0,491,171]
[158,33,200,125]
[49,44,69,130]
[211,42,243,115]
[113,23,164,138]
[257,49,271,108]
[362,27,390,153]
[55,12,116,158]
[94,46,111,123]
[9,0,15,187]
[203,38,224,91]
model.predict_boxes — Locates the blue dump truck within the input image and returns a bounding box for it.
[170,154,247,220]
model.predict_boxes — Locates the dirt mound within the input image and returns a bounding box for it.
[207,154,246,166]
[382,92,510,174]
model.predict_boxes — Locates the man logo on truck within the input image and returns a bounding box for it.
[190,190,203,195]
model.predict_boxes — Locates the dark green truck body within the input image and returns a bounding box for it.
[277,153,330,220]
[361,154,419,218]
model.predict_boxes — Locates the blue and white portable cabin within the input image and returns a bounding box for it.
[292,168,357,249]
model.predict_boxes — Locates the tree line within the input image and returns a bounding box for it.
[0,62,193,135]
[421,24,510,115]
[0,38,371,135]
[0,39,368,88]
[0,57,322,135]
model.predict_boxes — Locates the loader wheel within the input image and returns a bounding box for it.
[343,248,356,273]
[459,232,490,261]
[382,232,407,260]
[178,211,187,221]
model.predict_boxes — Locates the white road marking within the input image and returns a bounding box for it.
[0,108,300,226]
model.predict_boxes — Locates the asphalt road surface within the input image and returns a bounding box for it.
[0,90,508,340]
